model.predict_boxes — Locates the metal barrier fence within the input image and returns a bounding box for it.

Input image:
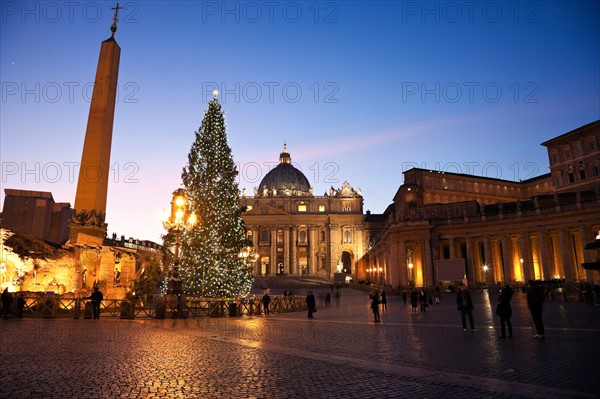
[0,294,307,319]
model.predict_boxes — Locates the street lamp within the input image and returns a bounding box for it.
[161,189,196,296]
[238,245,259,265]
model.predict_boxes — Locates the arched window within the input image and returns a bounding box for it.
[299,230,307,244]
[260,229,269,243]
[343,228,352,243]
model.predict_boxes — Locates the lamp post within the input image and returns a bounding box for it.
[406,245,414,285]
[238,245,259,266]
[161,189,196,296]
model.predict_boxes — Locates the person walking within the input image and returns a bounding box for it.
[456,283,475,331]
[435,286,441,304]
[419,288,428,313]
[1,288,13,320]
[370,290,381,322]
[402,290,407,305]
[86,286,103,319]
[262,291,271,316]
[306,291,316,319]
[16,294,25,319]
[496,284,514,338]
[380,289,387,312]
[410,288,418,314]
[527,280,545,338]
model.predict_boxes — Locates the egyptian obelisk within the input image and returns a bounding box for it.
[70,4,122,245]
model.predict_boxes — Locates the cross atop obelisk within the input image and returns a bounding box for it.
[110,2,123,37]
[70,4,122,245]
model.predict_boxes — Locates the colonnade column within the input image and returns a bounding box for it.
[579,226,594,282]
[448,236,456,259]
[538,230,553,280]
[483,236,494,285]
[501,235,512,282]
[558,228,574,282]
[423,239,433,286]
[520,232,533,282]
[466,238,476,284]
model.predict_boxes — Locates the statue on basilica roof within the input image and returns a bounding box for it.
[338,181,361,198]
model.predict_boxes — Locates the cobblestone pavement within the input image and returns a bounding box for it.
[1,288,599,399]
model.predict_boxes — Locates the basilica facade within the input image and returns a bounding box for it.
[240,145,366,279]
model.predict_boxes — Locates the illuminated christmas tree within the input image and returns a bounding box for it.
[179,91,254,297]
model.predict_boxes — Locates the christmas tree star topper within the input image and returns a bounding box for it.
[212,89,219,98]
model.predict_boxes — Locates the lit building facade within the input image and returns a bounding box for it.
[364,120,600,288]
[240,145,366,279]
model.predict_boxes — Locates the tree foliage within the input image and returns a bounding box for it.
[178,96,254,297]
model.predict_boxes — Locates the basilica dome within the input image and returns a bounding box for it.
[258,144,311,196]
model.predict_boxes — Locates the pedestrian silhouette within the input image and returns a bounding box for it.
[86,286,103,320]
[419,288,427,313]
[1,288,13,319]
[16,294,25,318]
[456,283,475,331]
[410,289,418,314]
[527,280,545,338]
[380,289,387,312]
[262,291,271,316]
[306,291,316,318]
[496,284,514,338]
[370,290,381,322]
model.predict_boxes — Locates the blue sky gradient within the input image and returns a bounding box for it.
[1,1,599,243]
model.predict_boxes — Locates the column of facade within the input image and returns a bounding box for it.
[356,224,364,278]
[448,236,456,259]
[558,228,574,282]
[382,246,389,286]
[283,227,290,275]
[328,224,339,276]
[399,240,408,286]
[270,228,277,275]
[308,226,315,277]
[291,226,298,275]
[466,238,476,284]
[389,241,400,288]
[538,230,553,280]
[520,231,533,282]
[579,226,595,282]
[501,235,513,282]
[423,238,433,286]
[251,226,260,275]
[483,236,494,285]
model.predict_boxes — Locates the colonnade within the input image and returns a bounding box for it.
[365,224,598,287]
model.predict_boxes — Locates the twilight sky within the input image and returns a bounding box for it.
[1,1,599,243]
